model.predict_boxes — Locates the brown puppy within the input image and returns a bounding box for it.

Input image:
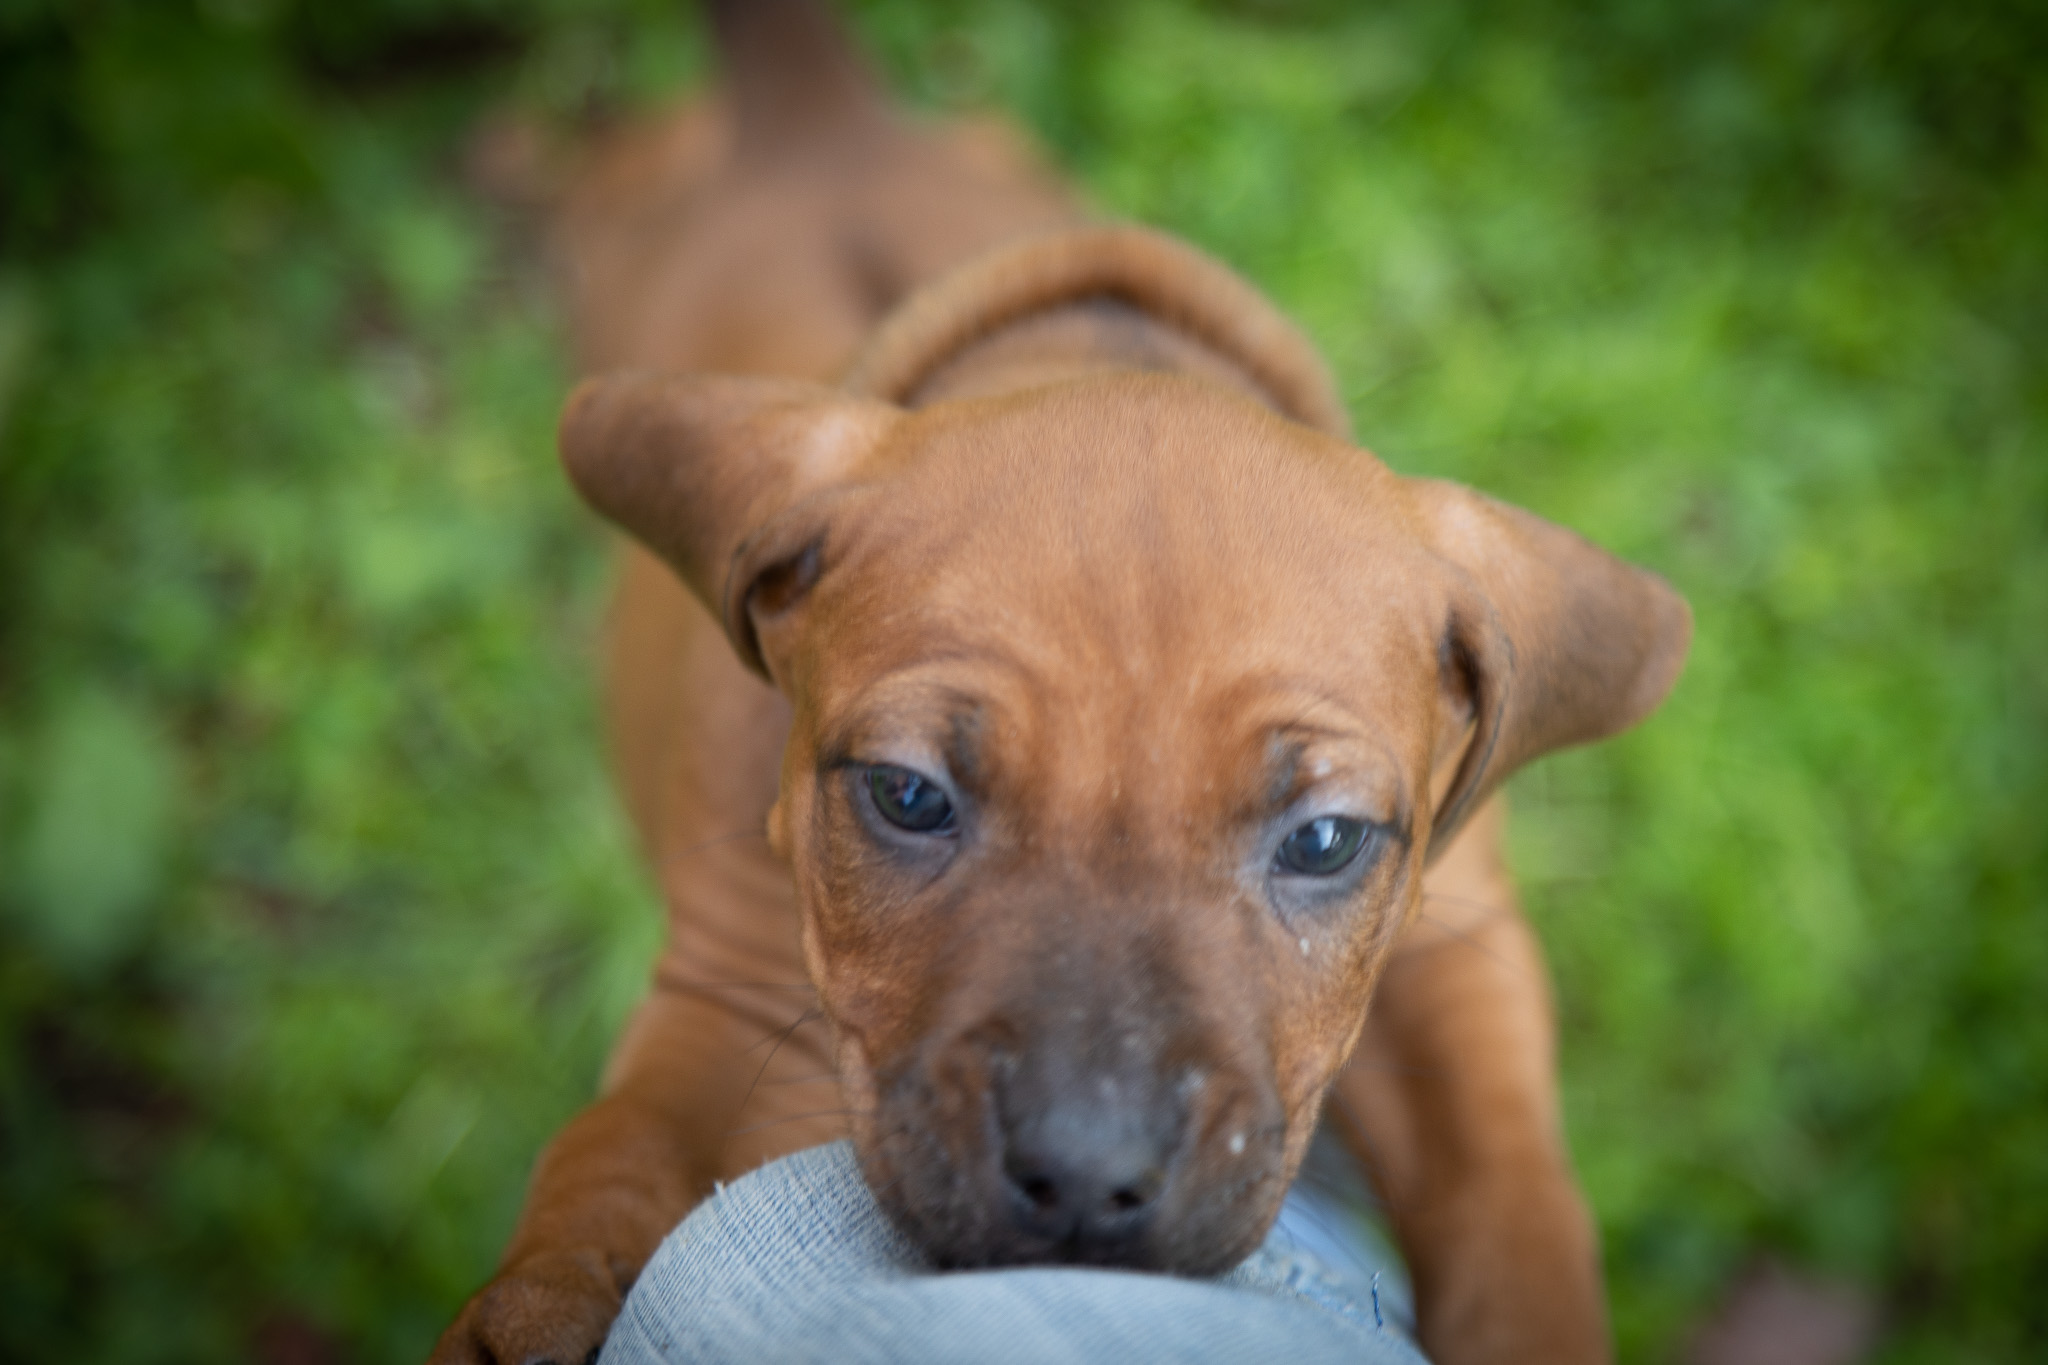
[433,4,1690,1363]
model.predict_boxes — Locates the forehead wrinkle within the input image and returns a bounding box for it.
[1264,737,1303,809]
[945,705,988,787]
[814,641,1044,766]
[1202,671,1370,739]
[1192,675,1413,823]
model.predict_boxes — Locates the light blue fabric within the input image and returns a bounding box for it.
[601,1139,1428,1365]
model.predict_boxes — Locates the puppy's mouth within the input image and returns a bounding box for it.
[845,1031,1292,1276]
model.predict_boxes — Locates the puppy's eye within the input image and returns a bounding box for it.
[866,764,956,834]
[1275,816,1371,876]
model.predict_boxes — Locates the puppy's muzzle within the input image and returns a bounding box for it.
[870,966,1287,1274]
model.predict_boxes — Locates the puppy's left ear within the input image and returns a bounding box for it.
[1411,478,1692,855]
[559,372,901,680]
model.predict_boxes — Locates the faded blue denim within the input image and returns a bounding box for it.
[601,1138,1428,1364]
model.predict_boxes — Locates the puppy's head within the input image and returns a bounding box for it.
[562,368,1689,1273]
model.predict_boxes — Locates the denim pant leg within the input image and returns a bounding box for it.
[601,1140,1429,1365]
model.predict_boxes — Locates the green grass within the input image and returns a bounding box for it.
[2,2,2043,1360]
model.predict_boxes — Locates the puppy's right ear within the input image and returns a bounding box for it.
[559,373,900,677]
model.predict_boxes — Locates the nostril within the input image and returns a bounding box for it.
[1004,1147,1066,1213]
[1017,1173,1060,1211]
[1102,1167,1163,1217]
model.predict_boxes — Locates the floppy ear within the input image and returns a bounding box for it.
[558,372,900,678]
[1411,478,1693,856]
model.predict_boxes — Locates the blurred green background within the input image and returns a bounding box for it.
[2,0,2042,1360]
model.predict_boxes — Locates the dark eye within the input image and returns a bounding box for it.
[1275,816,1371,876]
[866,764,956,834]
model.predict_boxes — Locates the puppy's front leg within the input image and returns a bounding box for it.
[1328,801,1610,1365]
[428,984,770,1365]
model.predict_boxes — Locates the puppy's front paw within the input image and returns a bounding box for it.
[429,1247,622,1365]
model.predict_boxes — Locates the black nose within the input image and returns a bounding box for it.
[997,1086,1178,1248]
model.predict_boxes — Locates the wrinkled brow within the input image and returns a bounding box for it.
[1218,680,1412,826]
[946,706,988,786]
[1264,735,1303,808]
[814,642,1039,770]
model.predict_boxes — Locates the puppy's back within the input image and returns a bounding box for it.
[562,0,1078,380]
